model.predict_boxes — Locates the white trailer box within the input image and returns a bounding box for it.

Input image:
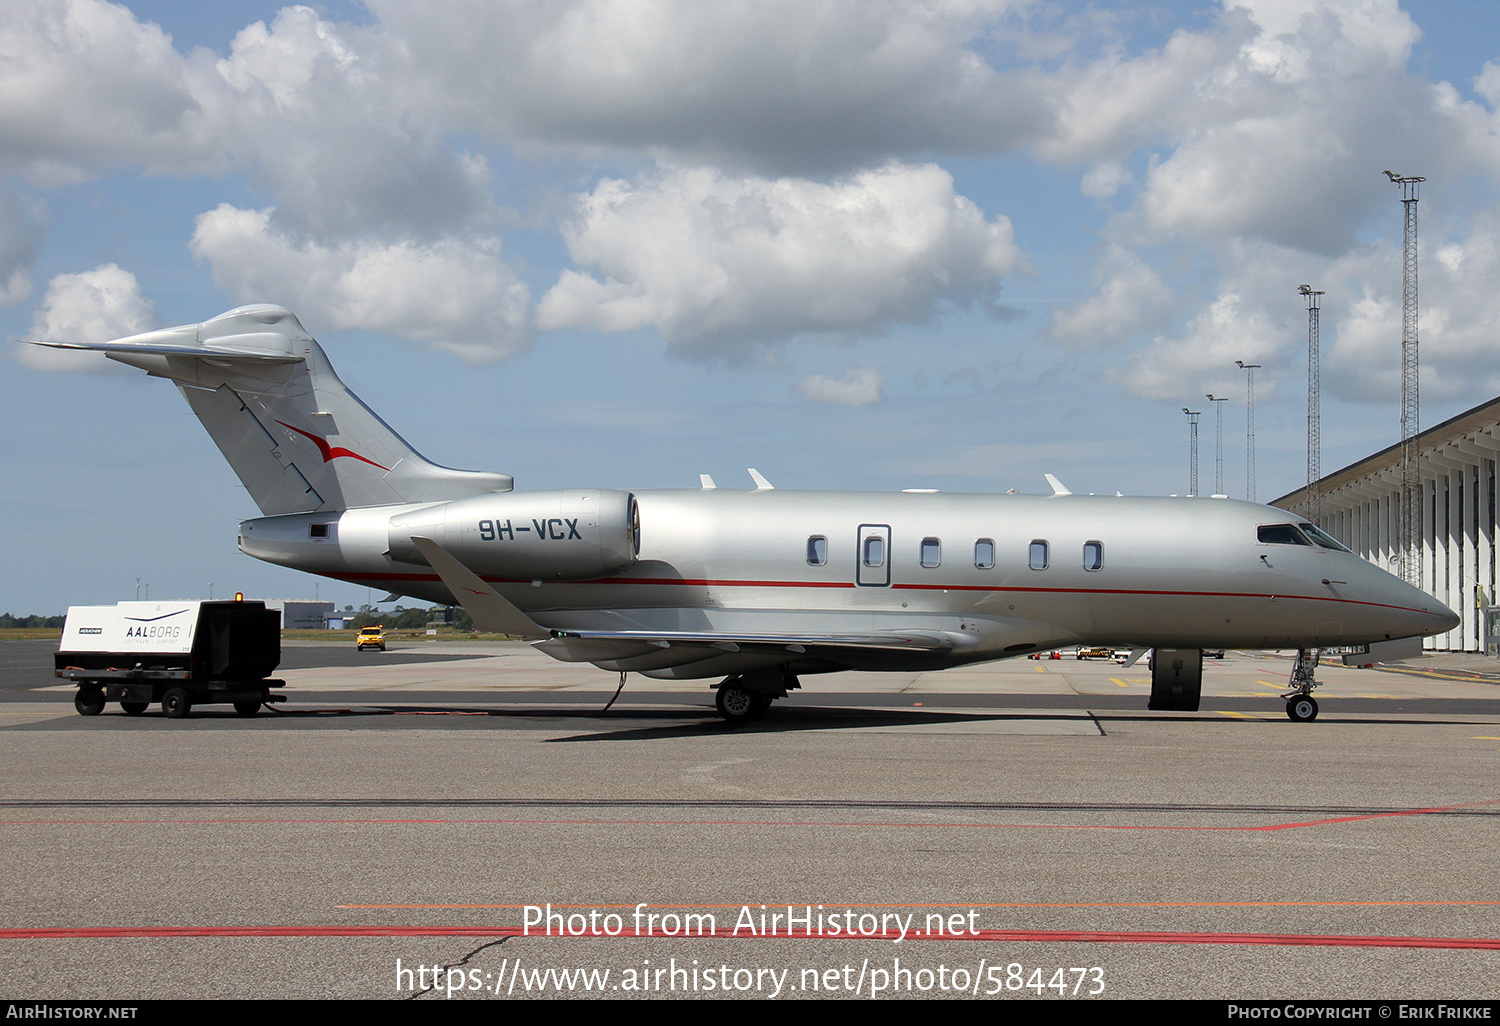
[57,600,283,718]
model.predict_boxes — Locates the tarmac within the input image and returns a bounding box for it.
[2,640,1498,1001]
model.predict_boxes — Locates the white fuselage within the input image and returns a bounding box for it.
[238,489,1456,678]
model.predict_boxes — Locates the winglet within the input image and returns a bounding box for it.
[408,536,548,640]
[748,468,774,491]
[1045,474,1072,496]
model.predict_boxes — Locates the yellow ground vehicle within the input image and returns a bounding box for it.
[356,625,386,651]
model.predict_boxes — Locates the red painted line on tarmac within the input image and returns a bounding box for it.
[6,799,1494,832]
[340,900,1500,910]
[3,925,1498,950]
[5,804,1497,832]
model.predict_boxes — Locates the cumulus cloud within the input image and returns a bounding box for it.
[190,205,530,362]
[1322,212,1500,404]
[1111,287,1286,402]
[1103,210,1500,409]
[1048,245,1175,350]
[372,0,1050,175]
[1,2,492,234]
[537,163,1024,354]
[1104,0,1467,256]
[0,0,207,183]
[184,7,495,237]
[797,366,886,406]
[1036,0,1500,411]
[17,264,156,372]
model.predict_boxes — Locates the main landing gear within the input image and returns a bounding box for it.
[713,668,800,724]
[1282,648,1322,722]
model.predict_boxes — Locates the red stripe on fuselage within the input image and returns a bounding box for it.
[319,572,1431,617]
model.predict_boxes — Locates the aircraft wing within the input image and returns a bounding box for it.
[545,628,953,650]
[533,627,957,671]
[408,536,959,668]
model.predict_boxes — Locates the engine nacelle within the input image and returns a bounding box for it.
[388,489,638,581]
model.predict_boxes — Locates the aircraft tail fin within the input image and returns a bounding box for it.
[29,305,512,515]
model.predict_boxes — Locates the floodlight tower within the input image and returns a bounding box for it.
[1299,284,1324,525]
[1384,170,1424,586]
[1183,408,1201,497]
[1235,361,1261,502]
[1205,394,1228,496]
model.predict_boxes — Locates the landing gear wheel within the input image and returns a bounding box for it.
[715,684,761,723]
[120,701,148,716]
[233,700,261,717]
[74,687,105,716]
[1286,695,1319,722]
[161,687,192,719]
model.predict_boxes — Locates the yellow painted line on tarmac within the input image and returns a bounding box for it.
[1216,711,1260,720]
[1380,665,1500,683]
[1110,678,1129,688]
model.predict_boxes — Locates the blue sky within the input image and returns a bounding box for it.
[5,0,1500,614]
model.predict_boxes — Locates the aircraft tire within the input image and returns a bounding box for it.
[233,700,261,717]
[74,687,105,717]
[120,701,149,716]
[1286,696,1319,722]
[715,683,761,723]
[161,687,192,719]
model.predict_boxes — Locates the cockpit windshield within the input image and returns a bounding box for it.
[1257,522,1351,551]
[1257,524,1311,546]
[1299,522,1351,552]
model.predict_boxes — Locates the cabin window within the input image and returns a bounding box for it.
[309,523,329,539]
[1299,523,1350,552]
[920,537,941,568]
[807,536,827,565]
[1083,541,1103,571]
[1258,524,1312,546]
[863,535,885,567]
[1029,540,1049,570]
[974,539,995,569]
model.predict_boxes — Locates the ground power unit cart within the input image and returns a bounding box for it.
[56,600,285,718]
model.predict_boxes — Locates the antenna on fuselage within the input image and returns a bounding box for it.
[748,469,774,491]
[1045,474,1072,496]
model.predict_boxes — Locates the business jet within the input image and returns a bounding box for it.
[31,305,1459,723]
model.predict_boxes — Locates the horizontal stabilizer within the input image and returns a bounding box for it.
[29,305,512,515]
[27,339,303,364]
[407,537,548,641]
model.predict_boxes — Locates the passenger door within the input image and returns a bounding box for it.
[856,524,891,587]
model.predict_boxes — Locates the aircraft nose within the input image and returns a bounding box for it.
[1375,571,1459,638]
[1434,604,1461,634]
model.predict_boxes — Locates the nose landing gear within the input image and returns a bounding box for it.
[1282,648,1322,722]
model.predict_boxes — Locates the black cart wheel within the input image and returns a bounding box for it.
[162,687,192,719]
[120,701,148,716]
[233,699,261,717]
[74,687,105,716]
[1286,695,1319,722]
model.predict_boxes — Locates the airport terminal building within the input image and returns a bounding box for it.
[1272,396,1500,653]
